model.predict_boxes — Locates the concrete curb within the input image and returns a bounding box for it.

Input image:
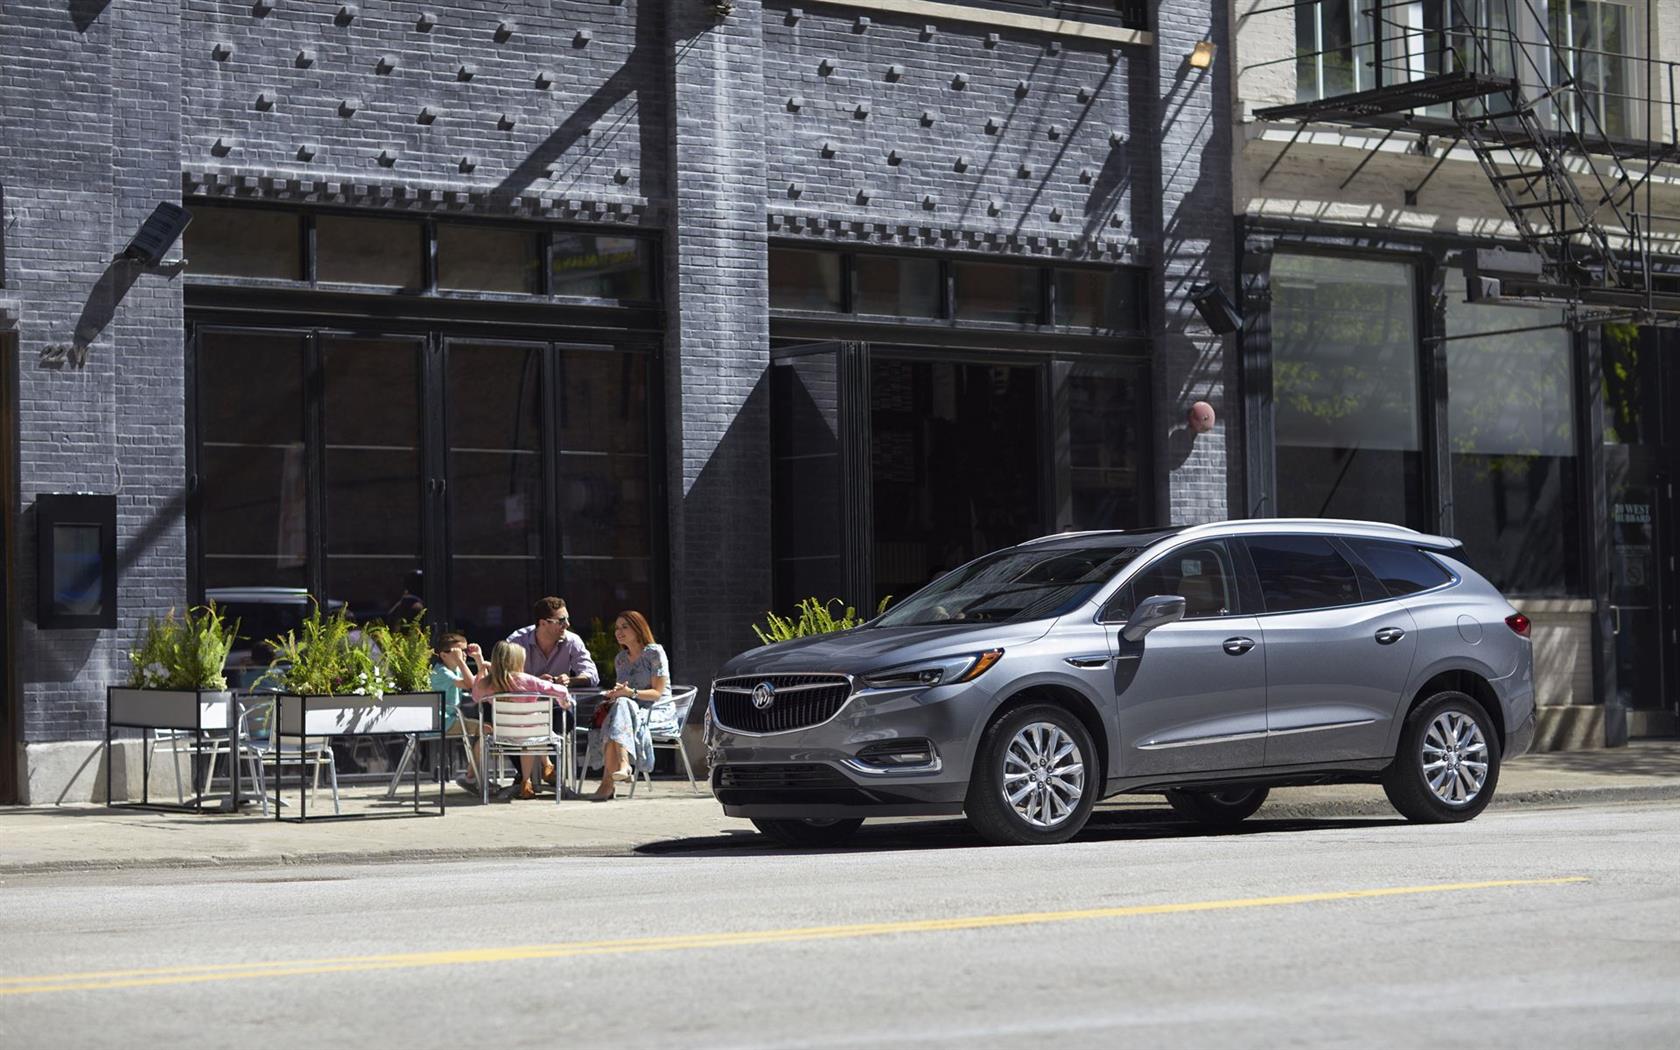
[3,784,1676,877]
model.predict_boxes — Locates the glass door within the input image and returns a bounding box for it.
[1602,324,1677,727]
[869,354,1048,608]
[769,341,872,617]
[443,340,547,650]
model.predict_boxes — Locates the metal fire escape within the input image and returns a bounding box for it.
[1252,0,1680,321]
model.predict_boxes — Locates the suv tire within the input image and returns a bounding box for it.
[965,704,1098,846]
[1383,690,1502,823]
[751,817,864,848]
[1165,786,1269,827]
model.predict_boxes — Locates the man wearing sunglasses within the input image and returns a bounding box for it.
[504,596,599,688]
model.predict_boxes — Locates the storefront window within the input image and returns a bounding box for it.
[953,262,1041,324]
[322,338,423,620]
[446,342,545,647]
[438,224,541,294]
[1064,363,1150,528]
[1272,253,1425,528]
[197,330,308,590]
[1445,277,1578,595]
[315,215,423,290]
[185,205,301,280]
[554,349,654,627]
[855,254,940,317]
[1054,267,1144,330]
[550,234,652,300]
[769,249,844,311]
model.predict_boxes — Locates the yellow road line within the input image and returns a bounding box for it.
[1,876,1587,998]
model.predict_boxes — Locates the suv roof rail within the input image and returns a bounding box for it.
[1180,517,1421,537]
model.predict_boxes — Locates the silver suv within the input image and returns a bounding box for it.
[706,519,1537,847]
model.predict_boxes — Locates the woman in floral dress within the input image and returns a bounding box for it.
[585,610,675,801]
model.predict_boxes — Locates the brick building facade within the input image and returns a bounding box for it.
[0,1,1236,802]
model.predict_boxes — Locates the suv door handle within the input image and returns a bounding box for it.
[1375,627,1406,645]
[1222,637,1255,655]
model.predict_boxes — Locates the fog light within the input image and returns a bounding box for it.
[847,740,941,774]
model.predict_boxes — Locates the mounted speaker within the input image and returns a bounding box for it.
[120,203,193,266]
[1189,282,1244,335]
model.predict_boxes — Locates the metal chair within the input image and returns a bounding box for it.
[146,729,194,804]
[480,693,571,805]
[385,709,481,799]
[629,685,702,797]
[223,697,340,816]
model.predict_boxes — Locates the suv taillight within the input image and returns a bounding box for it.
[1505,613,1531,637]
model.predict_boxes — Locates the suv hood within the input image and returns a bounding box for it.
[716,621,1055,678]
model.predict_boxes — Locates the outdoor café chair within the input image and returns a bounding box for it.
[203,697,340,816]
[480,693,571,805]
[147,728,195,805]
[628,685,702,798]
[384,713,481,799]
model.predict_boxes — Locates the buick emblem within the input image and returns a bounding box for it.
[751,681,776,710]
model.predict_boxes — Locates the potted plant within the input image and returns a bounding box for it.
[109,603,240,732]
[262,605,443,737]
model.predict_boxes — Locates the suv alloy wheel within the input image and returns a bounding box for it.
[1382,690,1502,822]
[965,704,1098,846]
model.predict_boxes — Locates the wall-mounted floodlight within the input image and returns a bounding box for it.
[1190,282,1244,334]
[1188,41,1216,70]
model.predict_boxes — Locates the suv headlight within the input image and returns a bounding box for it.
[862,649,1003,689]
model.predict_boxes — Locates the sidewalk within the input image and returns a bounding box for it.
[3,741,1676,876]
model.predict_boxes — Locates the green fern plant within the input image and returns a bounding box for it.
[367,615,433,693]
[752,596,892,646]
[262,602,366,696]
[127,603,239,691]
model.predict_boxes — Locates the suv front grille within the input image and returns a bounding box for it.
[711,674,852,734]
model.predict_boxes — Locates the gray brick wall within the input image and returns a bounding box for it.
[178,0,662,211]
[0,0,188,743]
[663,1,774,685]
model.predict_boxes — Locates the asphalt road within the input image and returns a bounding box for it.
[2,803,1676,1049]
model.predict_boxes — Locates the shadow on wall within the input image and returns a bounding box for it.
[69,0,112,33]
[492,0,667,207]
[669,368,772,687]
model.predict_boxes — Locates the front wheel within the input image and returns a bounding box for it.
[965,704,1098,846]
[1383,691,1502,823]
[1165,787,1269,827]
[751,817,864,848]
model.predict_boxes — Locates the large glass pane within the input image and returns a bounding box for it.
[184,205,302,279]
[446,342,545,650]
[550,234,652,300]
[437,224,541,294]
[1246,534,1362,612]
[1054,267,1143,330]
[854,255,940,317]
[870,358,1044,607]
[322,337,422,621]
[953,262,1040,324]
[1445,276,1578,595]
[771,352,846,613]
[315,215,422,290]
[1272,252,1424,528]
[555,349,653,629]
[198,330,308,591]
[769,249,843,312]
[1064,363,1150,530]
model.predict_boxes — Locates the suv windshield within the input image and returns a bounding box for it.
[875,543,1143,627]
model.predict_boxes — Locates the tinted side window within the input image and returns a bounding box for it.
[1245,536,1360,613]
[1344,538,1453,597]
[1101,542,1237,621]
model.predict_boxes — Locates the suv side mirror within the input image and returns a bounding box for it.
[1121,594,1186,642]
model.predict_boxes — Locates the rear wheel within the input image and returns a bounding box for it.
[1383,691,1502,823]
[751,817,864,848]
[965,704,1098,846]
[1164,786,1269,827]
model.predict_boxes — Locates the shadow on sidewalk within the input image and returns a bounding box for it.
[1516,740,1680,779]
[635,808,1408,857]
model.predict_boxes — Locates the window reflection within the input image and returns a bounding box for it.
[315,215,422,290]
[953,262,1041,324]
[1272,252,1424,528]
[1445,275,1579,595]
[198,330,308,590]
[551,234,651,300]
[769,249,844,312]
[855,255,940,317]
[438,224,540,294]
[186,206,302,280]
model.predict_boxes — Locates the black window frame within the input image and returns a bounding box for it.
[768,243,1149,336]
[181,200,661,307]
